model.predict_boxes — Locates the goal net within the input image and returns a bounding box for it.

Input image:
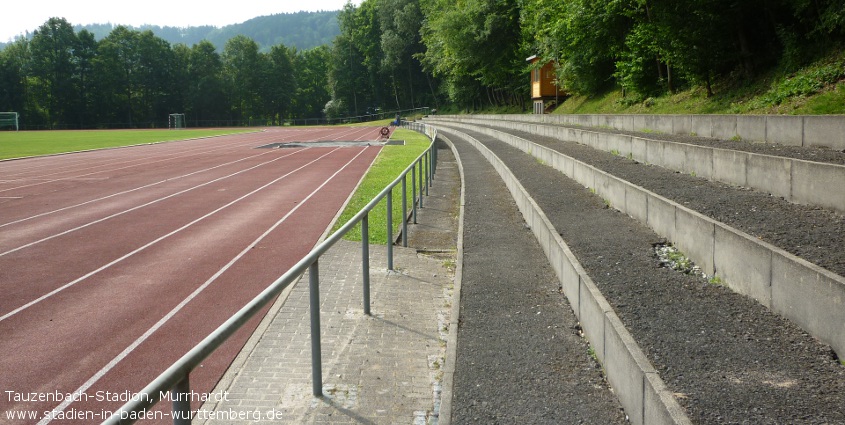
[169,113,186,130]
[0,112,19,131]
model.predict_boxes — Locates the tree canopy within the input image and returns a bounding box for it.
[0,20,330,129]
[2,1,843,128]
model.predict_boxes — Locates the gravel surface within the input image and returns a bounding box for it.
[452,121,845,276]
[442,133,627,424]
[439,125,845,425]
[471,123,845,279]
[561,123,845,165]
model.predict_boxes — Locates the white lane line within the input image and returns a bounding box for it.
[0,149,307,257]
[37,146,371,425]
[0,147,338,322]
[1,149,278,228]
[0,131,277,179]
[0,132,284,192]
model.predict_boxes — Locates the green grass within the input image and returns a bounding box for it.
[0,129,252,160]
[551,49,845,116]
[330,128,433,244]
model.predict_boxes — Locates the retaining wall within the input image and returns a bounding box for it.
[431,120,845,360]
[429,115,845,215]
[453,113,845,151]
[436,129,692,425]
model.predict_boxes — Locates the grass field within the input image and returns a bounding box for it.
[331,127,434,244]
[0,129,253,160]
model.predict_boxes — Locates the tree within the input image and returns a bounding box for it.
[185,40,226,125]
[420,0,527,108]
[292,45,331,120]
[0,38,29,123]
[132,31,177,125]
[29,17,78,127]
[222,35,262,123]
[262,44,297,124]
[95,26,142,126]
[379,0,424,109]
[72,29,98,128]
[329,1,385,117]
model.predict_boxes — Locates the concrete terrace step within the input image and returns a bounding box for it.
[437,133,631,424]
[431,119,845,359]
[434,124,845,424]
[428,115,845,215]
[458,113,845,151]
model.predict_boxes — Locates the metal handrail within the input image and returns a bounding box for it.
[103,122,438,424]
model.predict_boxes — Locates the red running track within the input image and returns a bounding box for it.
[0,126,388,424]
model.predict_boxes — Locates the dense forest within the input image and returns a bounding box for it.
[331,0,845,114]
[1,0,844,130]
[0,17,331,129]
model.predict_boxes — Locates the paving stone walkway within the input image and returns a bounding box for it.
[199,143,460,425]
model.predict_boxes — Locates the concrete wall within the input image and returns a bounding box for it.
[464,113,845,150]
[437,127,692,425]
[431,119,845,360]
[430,115,845,215]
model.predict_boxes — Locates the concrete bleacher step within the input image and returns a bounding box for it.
[429,115,845,215]
[433,123,845,424]
[458,113,845,150]
[431,119,845,359]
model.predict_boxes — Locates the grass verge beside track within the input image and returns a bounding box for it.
[331,127,432,244]
[0,129,252,160]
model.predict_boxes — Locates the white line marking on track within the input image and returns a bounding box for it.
[0,133,285,192]
[1,149,281,228]
[37,146,372,425]
[0,147,337,321]
[0,149,308,256]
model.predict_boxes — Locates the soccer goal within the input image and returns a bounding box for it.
[0,112,19,131]
[169,113,186,130]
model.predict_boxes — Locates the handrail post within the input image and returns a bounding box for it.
[418,158,424,208]
[411,166,417,224]
[387,190,393,270]
[362,214,371,315]
[308,261,322,397]
[429,148,434,188]
[425,151,430,196]
[172,375,191,425]
[433,143,438,176]
[401,175,408,248]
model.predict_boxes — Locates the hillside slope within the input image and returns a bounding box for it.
[553,49,845,116]
[0,11,339,52]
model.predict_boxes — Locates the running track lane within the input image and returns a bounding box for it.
[0,127,386,424]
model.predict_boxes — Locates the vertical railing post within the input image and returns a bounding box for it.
[309,261,322,397]
[172,376,192,425]
[433,142,438,176]
[387,190,394,270]
[362,214,371,315]
[425,151,430,196]
[411,166,417,224]
[418,159,424,209]
[401,175,408,248]
[429,148,434,187]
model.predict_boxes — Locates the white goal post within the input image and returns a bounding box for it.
[0,112,19,131]
[169,113,186,130]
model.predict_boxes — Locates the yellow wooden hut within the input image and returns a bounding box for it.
[527,55,566,114]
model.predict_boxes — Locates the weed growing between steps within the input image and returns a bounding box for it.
[652,241,707,279]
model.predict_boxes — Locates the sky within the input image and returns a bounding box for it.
[1,0,360,42]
